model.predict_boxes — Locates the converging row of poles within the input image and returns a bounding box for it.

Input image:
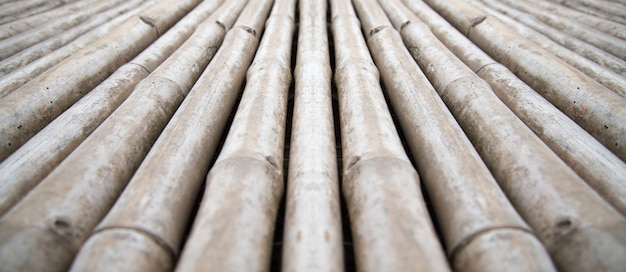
[0,0,625,271]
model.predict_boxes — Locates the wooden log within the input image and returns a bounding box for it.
[0,0,227,217]
[173,0,290,271]
[421,0,626,271]
[473,0,626,98]
[422,0,626,162]
[494,0,626,60]
[0,3,230,272]
[330,0,450,270]
[0,1,153,98]
[281,0,343,271]
[0,0,102,40]
[0,0,201,161]
[0,0,135,60]
[0,0,146,77]
[401,0,626,218]
[362,0,555,271]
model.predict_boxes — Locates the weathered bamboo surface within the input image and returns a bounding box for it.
[1,0,625,271]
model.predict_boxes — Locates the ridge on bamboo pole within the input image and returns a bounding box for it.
[417,0,626,271]
[0,0,154,98]
[281,0,343,271]
[422,0,626,162]
[0,0,227,218]
[361,0,554,271]
[174,0,291,271]
[472,0,626,98]
[0,3,231,272]
[0,0,201,162]
[331,0,450,271]
[401,0,626,217]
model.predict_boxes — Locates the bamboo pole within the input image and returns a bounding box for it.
[545,0,626,24]
[422,0,626,162]
[473,0,626,98]
[0,0,153,98]
[330,0,450,270]
[494,0,626,60]
[0,0,65,25]
[418,0,626,270]
[281,0,343,271]
[359,0,555,271]
[0,4,233,272]
[0,0,201,162]
[69,1,255,269]
[0,0,227,217]
[523,0,626,41]
[402,0,626,218]
[173,1,292,272]
[0,0,62,22]
[478,0,626,78]
[0,0,146,77]
[0,0,135,60]
[0,0,103,40]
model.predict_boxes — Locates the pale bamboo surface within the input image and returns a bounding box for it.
[0,0,625,271]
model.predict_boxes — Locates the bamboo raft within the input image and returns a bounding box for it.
[0,0,625,271]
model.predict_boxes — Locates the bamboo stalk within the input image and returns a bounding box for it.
[523,0,626,40]
[0,4,232,272]
[422,0,626,162]
[473,0,626,98]
[0,0,61,22]
[402,0,626,219]
[360,0,555,271]
[0,0,65,25]
[281,0,343,271]
[68,2,252,272]
[0,0,135,60]
[330,0,450,270]
[173,1,292,271]
[0,0,153,98]
[420,0,626,270]
[0,0,103,40]
[0,0,201,162]
[0,0,227,217]
[494,0,626,60]
[545,0,626,24]
[478,0,626,78]
[0,0,146,77]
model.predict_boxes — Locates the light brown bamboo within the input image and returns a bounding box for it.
[402,0,626,219]
[0,0,145,77]
[0,0,134,60]
[525,0,626,40]
[0,0,200,162]
[362,0,555,271]
[0,4,230,272]
[174,1,291,271]
[423,0,626,162]
[478,0,626,78]
[0,0,102,40]
[68,2,252,271]
[0,0,62,22]
[545,0,626,24]
[422,0,626,271]
[0,0,227,217]
[473,0,626,98]
[494,0,626,60]
[0,0,65,25]
[0,0,153,98]
[330,0,450,271]
[281,0,343,271]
